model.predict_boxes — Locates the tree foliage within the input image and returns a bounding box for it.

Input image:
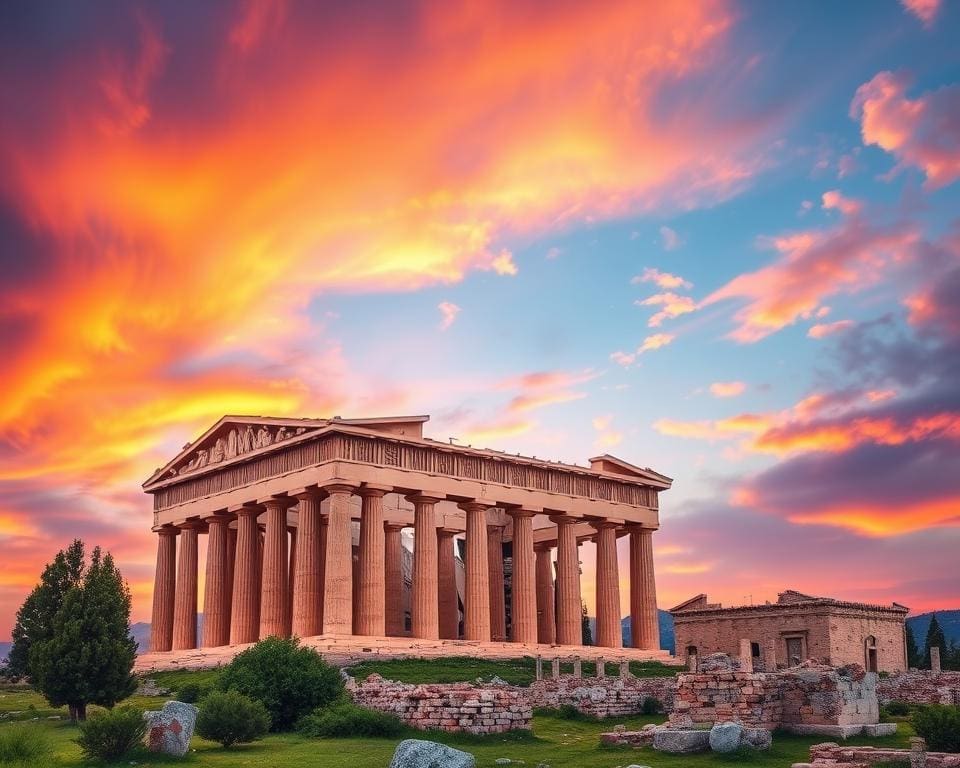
[8,540,84,677]
[27,546,137,721]
[905,623,921,669]
[580,602,593,646]
[196,690,271,748]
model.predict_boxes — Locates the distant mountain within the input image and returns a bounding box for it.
[0,641,11,662]
[583,611,675,653]
[907,610,960,646]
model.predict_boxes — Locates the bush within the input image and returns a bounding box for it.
[641,696,664,715]
[218,636,343,731]
[76,705,147,761]
[177,680,213,703]
[912,705,960,752]
[296,702,405,738]
[0,724,53,765]
[196,690,270,748]
[885,701,911,716]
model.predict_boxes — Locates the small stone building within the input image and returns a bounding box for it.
[670,590,908,674]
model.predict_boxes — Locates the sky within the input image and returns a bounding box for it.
[1,0,959,641]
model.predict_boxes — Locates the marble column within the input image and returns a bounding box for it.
[286,527,297,636]
[292,490,324,638]
[230,507,261,644]
[488,525,506,641]
[149,527,178,652]
[323,484,357,635]
[508,510,537,644]
[356,486,387,636]
[384,523,405,636]
[409,494,442,640]
[535,544,556,644]
[318,512,328,626]
[437,530,459,639]
[259,498,292,639]
[594,522,622,648]
[225,526,236,630]
[202,514,232,648]
[461,501,491,642]
[553,516,582,646]
[629,526,660,650]
[172,522,199,651]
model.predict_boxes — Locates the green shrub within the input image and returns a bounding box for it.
[177,680,213,703]
[641,696,664,715]
[884,701,911,716]
[912,705,960,752]
[196,690,270,748]
[0,724,53,765]
[76,705,146,761]
[296,702,405,738]
[218,636,343,731]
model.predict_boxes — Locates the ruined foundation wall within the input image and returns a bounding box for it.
[529,675,676,718]
[670,671,784,729]
[807,742,960,767]
[878,671,960,705]
[780,667,879,727]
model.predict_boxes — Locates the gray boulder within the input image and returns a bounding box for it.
[653,728,710,753]
[389,739,476,768]
[742,727,773,750]
[143,701,198,757]
[709,721,744,753]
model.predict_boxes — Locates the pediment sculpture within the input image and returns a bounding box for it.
[177,424,307,475]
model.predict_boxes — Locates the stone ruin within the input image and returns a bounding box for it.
[878,670,960,706]
[793,737,960,768]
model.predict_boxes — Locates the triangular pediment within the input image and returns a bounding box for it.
[588,454,673,488]
[144,416,329,488]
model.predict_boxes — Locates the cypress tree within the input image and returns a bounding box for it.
[9,540,85,677]
[581,601,593,646]
[923,613,947,669]
[905,623,921,669]
[29,547,137,721]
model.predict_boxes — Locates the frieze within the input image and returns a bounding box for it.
[153,431,660,511]
[176,424,309,475]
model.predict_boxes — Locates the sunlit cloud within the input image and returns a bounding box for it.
[808,319,854,338]
[900,0,941,26]
[636,292,697,327]
[709,381,746,398]
[438,301,462,331]
[821,189,862,216]
[632,267,692,290]
[637,333,675,353]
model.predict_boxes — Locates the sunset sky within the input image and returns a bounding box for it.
[2,0,959,641]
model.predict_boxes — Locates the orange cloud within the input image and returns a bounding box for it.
[788,496,960,537]
[808,319,854,338]
[821,190,862,216]
[709,381,746,398]
[852,71,960,189]
[637,333,675,353]
[900,0,941,26]
[632,267,692,289]
[637,292,697,327]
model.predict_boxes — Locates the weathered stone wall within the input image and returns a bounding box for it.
[878,670,960,705]
[828,614,907,672]
[347,674,531,734]
[781,666,878,727]
[801,741,960,768]
[529,675,675,717]
[670,671,783,729]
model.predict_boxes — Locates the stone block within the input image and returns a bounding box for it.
[653,728,711,753]
[389,739,475,768]
[709,721,743,753]
[143,701,198,757]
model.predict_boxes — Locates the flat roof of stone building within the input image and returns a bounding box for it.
[670,589,909,618]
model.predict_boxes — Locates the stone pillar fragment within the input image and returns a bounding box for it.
[202,515,232,648]
[553,516,581,646]
[930,646,941,674]
[535,544,556,644]
[535,655,543,680]
[356,487,387,636]
[437,530,459,639]
[384,523,405,636]
[487,525,506,641]
[292,491,324,638]
[323,485,357,635]
[410,494,442,639]
[462,501,491,642]
[508,510,537,644]
[150,527,178,652]
[594,522,622,648]
[620,659,630,678]
[596,656,606,678]
[172,523,199,650]
[551,657,560,679]
[739,638,754,672]
[259,499,292,639]
[230,507,261,644]
[629,526,660,650]
[573,656,582,678]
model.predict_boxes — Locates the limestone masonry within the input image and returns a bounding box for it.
[671,590,908,673]
[143,414,671,658]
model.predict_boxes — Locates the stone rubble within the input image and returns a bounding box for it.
[528,674,674,718]
[792,738,960,768]
[878,670,960,706]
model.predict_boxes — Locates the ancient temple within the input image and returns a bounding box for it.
[143,415,671,654]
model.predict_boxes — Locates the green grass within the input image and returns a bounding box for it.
[346,656,679,686]
[0,673,917,768]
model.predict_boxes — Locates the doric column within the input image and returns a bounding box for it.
[292,490,324,638]
[172,522,200,651]
[149,527,178,652]
[508,510,537,644]
[230,506,261,644]
[287,526,297,636]
[629,526,660,650]
[259,497,293,639]
[488,525,506,641]
[409,493,442,639]
[552,515,582,646]
[437,530,459,639]
[535,543,556,644]
[318,511,328,626]
[202,514,233,648]
[384,523,405,636]
[593,521,622,648]
[323,484,358,634]
[461,501,491,642]
[356,486,388,636]
[225,525,236,630]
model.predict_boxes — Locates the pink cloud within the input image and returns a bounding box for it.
[660,225,683,250]
[438,301,461,330]
[632,267,692,290]
[808,319,854,339]
[636,292,697,327]
[900,0,940,26]
[709,381,746,398]
[609,350,636,367]
[821,190,862,216]
[851,71,960,189]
